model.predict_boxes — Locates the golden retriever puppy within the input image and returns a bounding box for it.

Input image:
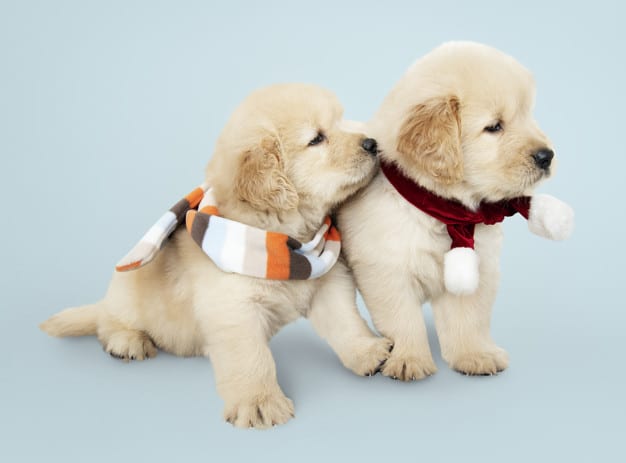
[41,83,392,428]
[338,42,573,379]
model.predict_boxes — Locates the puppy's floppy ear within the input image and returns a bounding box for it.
[396,96,463,184]
[234,136,299,212]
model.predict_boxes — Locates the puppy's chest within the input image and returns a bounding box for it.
[391,201,503,291]
[249,279,319,321]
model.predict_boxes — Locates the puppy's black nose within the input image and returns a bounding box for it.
[361,138,378,155]
[533,148,554,170]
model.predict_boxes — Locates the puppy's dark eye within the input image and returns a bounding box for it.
[484,122,503,133]
[308,132,326,146]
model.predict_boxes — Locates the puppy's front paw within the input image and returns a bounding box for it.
[381,350,437,381]
[340,336,394,377]
[449,346,509,376]
[224,391,294,429]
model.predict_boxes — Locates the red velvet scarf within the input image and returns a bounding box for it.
[380,160,531,249]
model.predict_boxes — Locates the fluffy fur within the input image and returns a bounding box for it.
[338,42,562,378]
[41,83,391,428]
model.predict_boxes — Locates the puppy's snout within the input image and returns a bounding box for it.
[532,148,554,170]
[361,138,378,155]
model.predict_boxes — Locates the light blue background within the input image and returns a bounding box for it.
[1,1,624,461]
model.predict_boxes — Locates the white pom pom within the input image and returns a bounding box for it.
[528,194,574,241]
[444,247,480,295]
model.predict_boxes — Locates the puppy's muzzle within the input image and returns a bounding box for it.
[361,138,378,156]
[532,148,554,171]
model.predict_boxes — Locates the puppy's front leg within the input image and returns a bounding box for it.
[356,270,437,381]
[431,268,508,376]
[205,316,294,429]
[308,262,393,376]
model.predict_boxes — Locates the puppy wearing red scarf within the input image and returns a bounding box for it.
[338,42,573,379]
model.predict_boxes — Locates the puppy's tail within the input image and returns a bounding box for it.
[40,304,99,337]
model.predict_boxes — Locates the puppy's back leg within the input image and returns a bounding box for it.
[97,313,157,362]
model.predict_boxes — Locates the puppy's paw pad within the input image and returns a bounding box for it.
[104,330,157,361]
[224,392,294,429]
[381,352,437,381]
[341,336,394,376]
[451,347,509,376]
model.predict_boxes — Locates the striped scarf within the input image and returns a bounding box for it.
[115,184,341,280]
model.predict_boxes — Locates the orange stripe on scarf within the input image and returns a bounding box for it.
[199,205,219,215]
[185,187,205,209]
[326,226,341,242]
[265,232,290,279]
[323,217,341,242]
[115,261,141,272]
[185,210,197,233]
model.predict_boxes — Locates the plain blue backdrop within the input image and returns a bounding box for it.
[1,1,624,461]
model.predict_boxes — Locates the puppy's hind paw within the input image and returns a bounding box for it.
[103,330,157,362]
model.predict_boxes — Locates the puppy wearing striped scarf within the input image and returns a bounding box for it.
[41,83,390,428]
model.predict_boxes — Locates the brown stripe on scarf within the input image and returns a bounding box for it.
[170,187,206,223]
[170,197,191,223]
[187,210,211,246]
[289,250,312,279]
[286,237,302,250]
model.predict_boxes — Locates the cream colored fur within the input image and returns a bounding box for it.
[338,42,557,379]
[41,83,391,429]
